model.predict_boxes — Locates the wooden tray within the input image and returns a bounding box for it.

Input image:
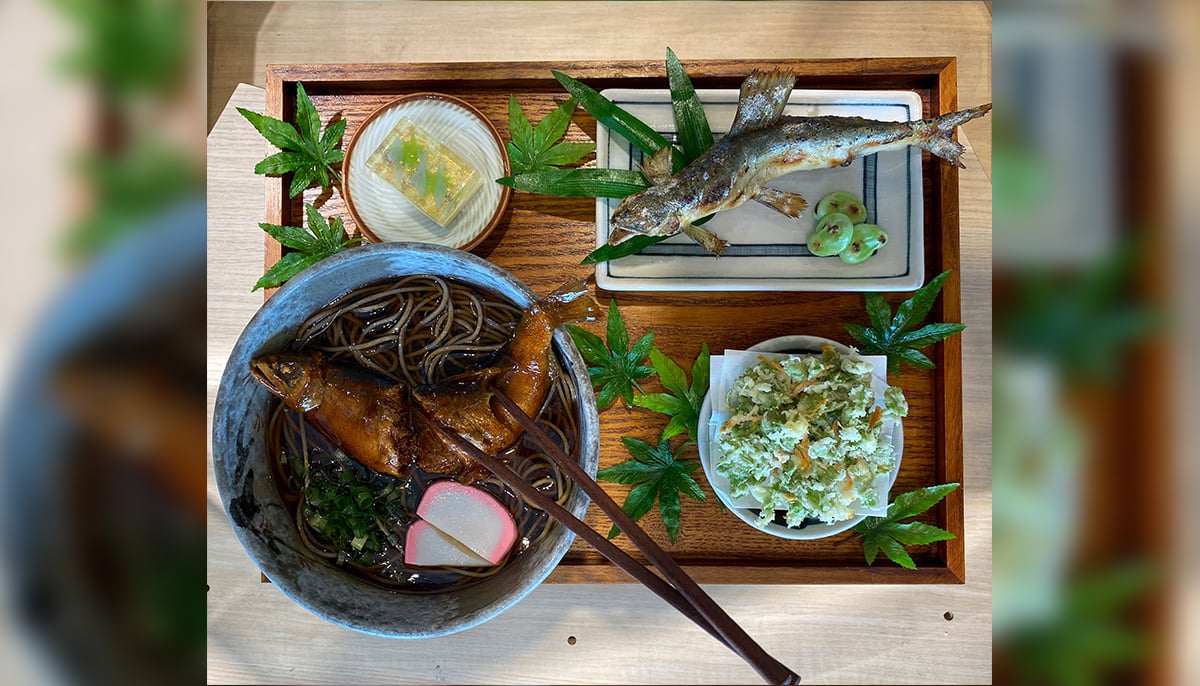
[262,58,966,584]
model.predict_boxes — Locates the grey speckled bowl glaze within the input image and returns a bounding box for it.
[212,242,599,637]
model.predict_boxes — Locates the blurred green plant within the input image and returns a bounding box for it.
[51,0,191,101]
[998,243,1162,382]
[63,135,200,258]
[1006,561,1156,686]
[51,0,200,260]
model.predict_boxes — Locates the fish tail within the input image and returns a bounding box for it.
[912,103,992,168]
[540,278,598,326]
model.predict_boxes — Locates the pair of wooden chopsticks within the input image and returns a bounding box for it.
[429,385,801,685]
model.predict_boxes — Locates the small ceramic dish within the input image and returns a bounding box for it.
[342,93,510,251]
[697,335,904,540]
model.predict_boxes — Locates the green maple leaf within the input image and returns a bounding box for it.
[505,96,594,174]
[566,299,655,410]
[598,436,706,544]
[633,343,710,443]
[845,269,966,375]
[852,483,960,570]
[238,82,346,198]
[253,203,363,290]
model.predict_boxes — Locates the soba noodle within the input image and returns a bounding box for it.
[265,275,579,592]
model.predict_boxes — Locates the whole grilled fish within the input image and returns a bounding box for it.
[249,279,596,483]
[608,69,992,254]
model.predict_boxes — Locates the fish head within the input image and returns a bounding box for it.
[249,352,324,411]
[608,187,682,240]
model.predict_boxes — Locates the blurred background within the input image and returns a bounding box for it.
[0,0,204,684]
[0,0,1194,684]
[992,1,1196,685]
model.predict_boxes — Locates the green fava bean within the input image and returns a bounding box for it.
[815,191,867,224]
[838,223,889,264]
[808,212,854,257]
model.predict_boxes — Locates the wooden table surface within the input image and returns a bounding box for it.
[207,3,992,683]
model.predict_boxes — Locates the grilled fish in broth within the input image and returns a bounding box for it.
[250,279,596,483]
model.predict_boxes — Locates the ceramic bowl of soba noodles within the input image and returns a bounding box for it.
[212,242,600,637]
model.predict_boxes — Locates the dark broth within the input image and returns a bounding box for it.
[265,275,579,593]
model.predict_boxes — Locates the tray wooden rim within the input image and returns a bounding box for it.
[261,57,966,585]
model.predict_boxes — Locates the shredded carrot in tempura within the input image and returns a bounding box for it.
[867,405,884,430]
[791,435,811,472]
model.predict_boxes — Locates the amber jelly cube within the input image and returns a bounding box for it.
[365,118,483,227]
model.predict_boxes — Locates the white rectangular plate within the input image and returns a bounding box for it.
[594,88,925,292]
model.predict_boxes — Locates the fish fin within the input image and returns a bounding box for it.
[540,278,598,325]
[753,187,808,219]
[680,222,729,256]
[911,103,992,168]
[728,69,796,137]
[607,227,636,246]
[637,146,674,185]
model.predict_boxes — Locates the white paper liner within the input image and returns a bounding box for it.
[706,349,898,521]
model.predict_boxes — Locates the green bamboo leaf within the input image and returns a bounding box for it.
[253,251,322,291]
[595,382,621,411]
[254,151,309,176]
[606,298,629,356]
[619,436,668,467]
[288,166,317,198]
[595,460,659,485]
[658,413,690,440]
[538,141,595,166]
[690,342,710,401]
[257,222,318,252]
[877,536,917,570]
[565,324,609,366]
[891,347,936,371]
[666,47,714,163]
[313,164,331,192]
[629,331,656,359]
[607,481,660,539]
[505,142,530,174]
[863,536,881,565]
[668,466,706,502]
[865,292,892,332]
[533,97,578,150]
[507,95,535,152]
[552,70,685,172]
[294,82,322,150]
[891,269,953,334]
[581,234,670,264]
[305,203,332,245]
[895,322,967,349]
[320,117,347,155]
[888,483,959,521]
[496,168,649,198]
[658,482,682,543]
[843,322,873,349]
[237,107,303,151]
[631,392,689,416]
[648,347,688,398]
[886,521,957,546]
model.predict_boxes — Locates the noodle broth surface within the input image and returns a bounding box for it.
[265,275,580,593]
